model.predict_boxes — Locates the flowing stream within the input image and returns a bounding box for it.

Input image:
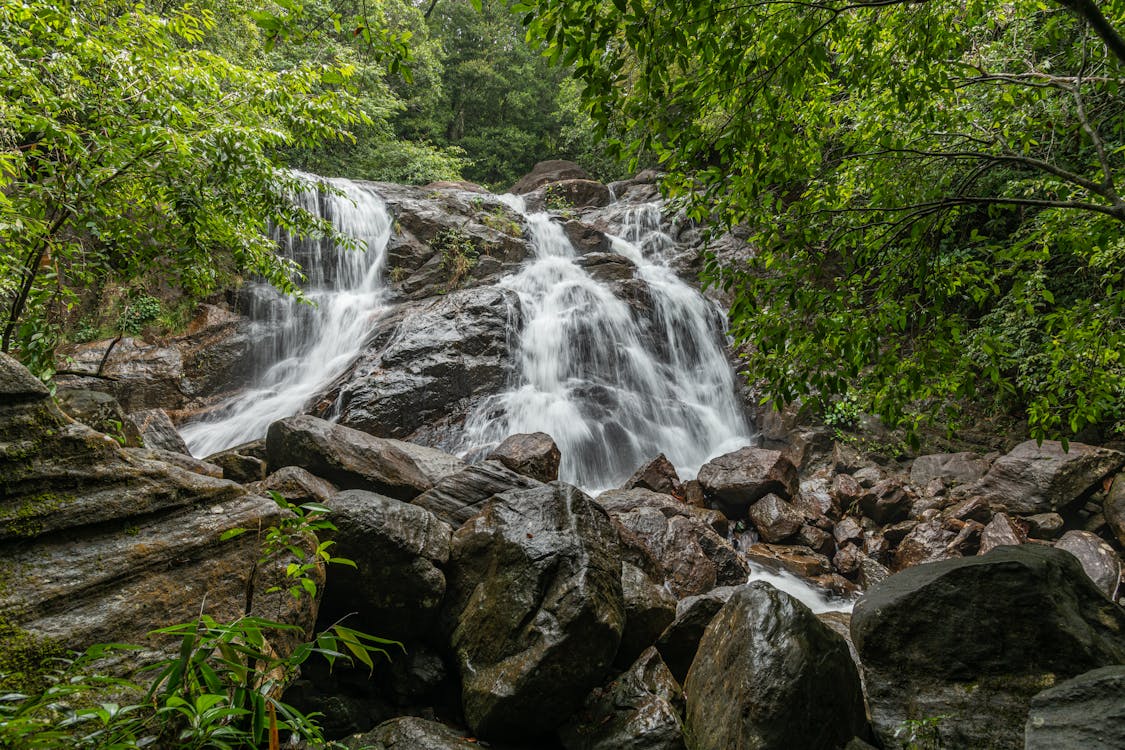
[460,195,750,491]
[181,177,393,456]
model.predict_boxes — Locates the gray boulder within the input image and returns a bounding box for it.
[413,459,543,527]
[1055,530,1122,599]
[696,446,799,518]
[560,648,686,750]
[486,431,561,483]
[851,545,1125,749]
[909,451,990,487]
[654,586,738,683]
[621,453,683,497]
[510,160,592,193]
[321,490,452,639]
[618,562,677,668]
[342,717,481,749]
[970,440,1124,514]
[683,583,868,750]
[249,465,337,506]
[444,483,626,741]
[1025,665,1125,750]
[265,414,464,501]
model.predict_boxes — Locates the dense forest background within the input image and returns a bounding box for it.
[1,0,1122,444]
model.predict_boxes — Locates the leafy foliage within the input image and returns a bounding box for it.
[516,0,1125,443]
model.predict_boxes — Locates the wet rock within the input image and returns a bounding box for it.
[1055,530,1122,599]
[621,453,683,497]
[265,415,464,501]
[444,483,626,741]
[833,516,864,545]
[55,337,186,412]
[831,473,864,510]
[892,518,958,570]
[1105,474,1125,548]
[618,562,677,668]
[858,479,910,525]
[574,252,636,283]
[321,490,452,639]
[601,489,747,598]
[747,493,803,543]
[654,586,737,683]
[1025,665,1125,750]
[206,443,267,483]
[526,178,612,209]
[946,519,984,556]
[132,448,223,478]
[796,524,835,556]
[696,446,799,517]
[562,219,611,254]
[510,159,592,193]
[413,459,543,527]
[834,543,864,577]
[943,495,992,524]
[123,408,189,454]
[978,512,1027,555]
[323,287,521,447]
[882,519,917,546]
[683,583,868,750]
[971,439,1124,514]
[486,431,561,483]
[1025,512,1065,539]
[560,648,686,750]
[910,451,990,487]
[857,555,891,589]
[748,543,833,578]
[55,389,136,445]
[343,717,481,749]
[248,465,337,510]
[851,545,1125,749]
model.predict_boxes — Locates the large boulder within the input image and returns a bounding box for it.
[620,453,683,497]
[617,562,677,668]
[696,446,799,518]
[317,287,520,449]
[265,414,464,500]
[597,489,747,598]
[560,648,686,750]
[851,545,1125,749]
[320,490,452,639]
[443,483,626,741]
[1054,530,1122,600]
[1025,665,1125,750]
[342,717,482,749]
[412,459,543,527]
[1104,473,1125,548]
[0,353,316,674]
[654,586,738,683]
[486,432,561,483]
[909,451,991,487]
[969,440,1124,514]
[683,583,868,750]
[510,160,592,194]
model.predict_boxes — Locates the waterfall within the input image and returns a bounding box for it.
[460,196,751,491]
[181,177,392,457]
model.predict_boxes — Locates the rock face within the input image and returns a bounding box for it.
[1105,474,1125,547]
[486,431,561,483]
[696,446,799,518]
[0,353,315,670]
[412,459,543,527]
[851,545,1125,749]
[265,415,464,500]
[444,483,626,741]
[617,562,677,668]
[321,287,521,448]
[560,648,686,750]
[510,159,592,193]
[1024,665,1125,750]
[321,490,452,639]
[683,583,868,750]
[970,440,1124,514]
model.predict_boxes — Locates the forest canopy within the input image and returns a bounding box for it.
[515,0,1125,443]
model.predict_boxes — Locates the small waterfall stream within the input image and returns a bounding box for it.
[460,195,750,491]
[181,177,393,456]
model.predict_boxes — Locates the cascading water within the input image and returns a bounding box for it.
[181,177,392,457]
[460,196,751,491]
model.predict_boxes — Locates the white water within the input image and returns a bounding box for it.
[181,177,393,457]
[747,565,854,614]
[460,196,750,491]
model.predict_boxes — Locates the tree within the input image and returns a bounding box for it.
[516,0,1125,443]
[0,0,367,378]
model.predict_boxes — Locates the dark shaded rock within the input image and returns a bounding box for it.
[796,524,834,557]
[132,447,223,478]
[249,465,337,506]
[747,493,803,543]
[574,252,636,283]
[944,495,992,524]
[834,516,864,545]
[1025,512,1065,540]
[123,408,189,454]
[343,717,481,749]
[971,440,1124,514]
[882,519,917,546]
[946,519,984,556]
[206,444,267,483]
[599,489,747,598]
[621,453,683,497]
[560,648,686,750]
[55,389,135,445]
[511,159,592,193]
[444,483,626,741]
[265,415,463,501]
[1105,474,1125,548]
[831,472,864,510]
[978,512,1027,555]
[858,479,910,525]
[683,583,868,750]
[322,287,521,447]
[322,490,452,639]
[486,431,561,483]
[892,518,958,570]
[0,354,49,397]
[527,178,612,209]
[834,543,864,577]
[910,452,990,487]
[857,555,891,589]
[851,545,1125,749]
[562,219,611,254]
[654,586,737,683]
[413,459,543,527]
[1055,530,1122,599]
[696,446,799,518]
[1025,665,1125,750]
[618,562,677,668]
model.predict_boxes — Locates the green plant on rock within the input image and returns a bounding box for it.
[543,183,574,214]
[823,393,862,436]
[435,227,479,289]
[894,714,947,750]
[480,205,523,236]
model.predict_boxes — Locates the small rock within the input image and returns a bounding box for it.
[943,495,992,524]
[946,519,984,556]
[748,543,832,578]
[124,408,190,454]
[621,453,683,497]
[831,473,864,510]
[748,493,803,543]
[797,524,835,556]
[1055,530,1123,599]
[1025,512,1065,540]
[978,512,1026,555]
[882,519,917,546]
[893,518,958,570]
[858,479,910,525]
[486,431,561,483]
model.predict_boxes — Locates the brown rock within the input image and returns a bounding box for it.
[1025,512,1065,540]
[486,431,561,483]
[947,520,985,556]
[1055,530,1123,599]
[748,493,804,543]
[893,518,959,570]
[978,512,1027,555]
[621,453,683,497]
[883,520,917,546]
[944,495,992,524]
[696,446,799,518]
[834,516,864,545]
[797,524,835,557]
[831,473,864,510]
[749,543,833,578]
[971,440,1124,514]
[510,159,592,193]
[858,479,910,524]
